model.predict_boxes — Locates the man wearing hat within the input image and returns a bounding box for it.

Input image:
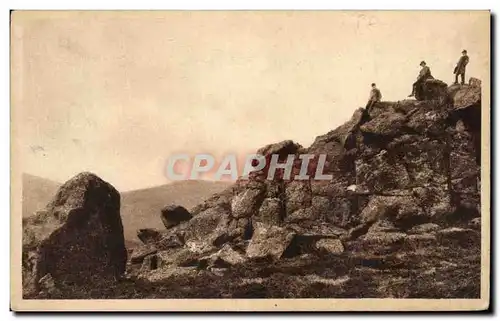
[454,50,469,85]
[408,61,433,97]
[365,83,382,112]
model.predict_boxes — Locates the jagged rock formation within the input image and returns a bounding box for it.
[128,82,481,299]
[25,81,481,299]
[22,172,127,297]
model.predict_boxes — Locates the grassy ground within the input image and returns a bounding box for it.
[32,238,480,299]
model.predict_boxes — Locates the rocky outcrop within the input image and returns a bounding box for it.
[126,81,481,299]
[22,172,127,296]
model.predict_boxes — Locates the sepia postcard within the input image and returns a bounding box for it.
[10,10,490,311]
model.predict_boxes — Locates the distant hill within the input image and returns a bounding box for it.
[22,173,231,245]
[22,173,61,218]
[121,180,231,244]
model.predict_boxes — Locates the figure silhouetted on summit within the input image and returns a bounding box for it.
[408,61,433,98]
[454,49,469,85]
[365,83,382,112]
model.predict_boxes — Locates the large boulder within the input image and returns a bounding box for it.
[22,172,127,296]
[449,83,481,110]
[415,78,449,101]
[160,205,192,229]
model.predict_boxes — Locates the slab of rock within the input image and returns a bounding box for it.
[246,224,295,260]
[22,172,127,295]
[231,188,266,218]
[436,227,480,247]
[199,244,246,269]
[130,246,158,264]
[451,84,481,110]
[408,223,440,234]
[315,239,344,254]
[137,228,162,244]
[160,205,192,229]
[257,198,283,226]
[404,233,437,250]
[136,228,184,250]
[360,232,407,246]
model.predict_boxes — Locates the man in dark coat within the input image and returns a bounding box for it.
[365,83,382,112]
[454,49,469,85]
[408,61,433,97]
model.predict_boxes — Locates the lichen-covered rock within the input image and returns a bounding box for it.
[408,223,440,234]
[199,244,246,268]
[257,198,283,226]
[130,246,158,264]
[285,181,312,214]
[315,238,344,254]
[231,188,266,218]
[22,172,127,296]
[355,150,411,193]
[246,224,295,260]
[160,205,192,229]
[436,227,480,247]
[183,207,230,243]
[360,112,407,136]
[450,83,481,110]
[415,78,449,101]
[136,228,184,250]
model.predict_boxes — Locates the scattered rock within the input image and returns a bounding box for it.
[38,273,61,296]
[130,246,158,264]
[404,233,437,250]
[140,254,159,272]
[360,112,407,136]
[199,244,246,268]
[360,232,407,246]
[246,224,295,260]
[436,227,480,247]
[231,188,266,218]
[257,198,283,226]
[315,238,344,254]
[408,223,440,234]
[137,228,163,244]
[160,205,192,229]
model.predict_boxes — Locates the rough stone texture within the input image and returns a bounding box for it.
[60,80,482,300]
[160,205,192,229]
[183,207,230,243]
[246,224,295,260]
[315,238,344,254]
[136,228,184,250]
[436,227,480,247]
[450,83,481,110]
[408,223,440,234]
[22,172,127,296]
[360,112,407,136]
[257,198,283,226]
[415,78,449,101]
[199,244,246,268]
[130,246,158,264]
[231,187,266,218]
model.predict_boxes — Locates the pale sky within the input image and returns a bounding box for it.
[11,11,490,191]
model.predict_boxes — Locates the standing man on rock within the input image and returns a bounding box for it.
[454,49,469,85]
[366,83,382,112]
[408,61,433,97]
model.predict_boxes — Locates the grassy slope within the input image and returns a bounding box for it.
[120,180,231,243]
[22,174,61,218]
